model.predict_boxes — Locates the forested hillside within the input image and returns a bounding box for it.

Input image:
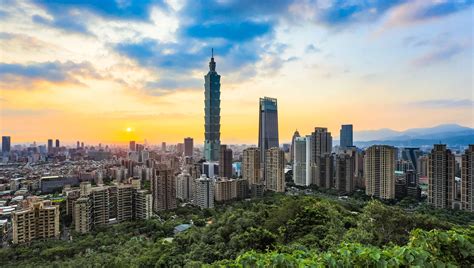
[1,193,473,267]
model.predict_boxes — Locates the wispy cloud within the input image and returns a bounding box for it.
[409,99,474,108]
[383,0,473,28]
[0,61,102,89]
[412,43,467,66]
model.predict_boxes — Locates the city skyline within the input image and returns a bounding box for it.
[1,0,473,145]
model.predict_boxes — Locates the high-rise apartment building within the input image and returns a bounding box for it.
[311,127,332,160]
[133,189,152,220]
[117,184,133,222]
[219,145,233,178]
[152,168,177,211]
[74,197,92,234]
[290,130,300,164]
[461,145,474,212]
[184,137,194,157]
[2,136,11,153]
[258,97,279,168]
[204,51,221,161]
[214,178,236,202]
[365,145,396,199]
[428,144,455,209]
[293,137,307,186]
[194,175,214,208]
[335,153,355,193]
[339,124,353,148]
[12,200,60,244]
[176,172,194,201]
[90,187,110,226]
[314,154,334,188]
[265,147,285,192]
[242,148,261,185]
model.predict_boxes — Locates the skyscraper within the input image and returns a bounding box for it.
[461,145,474,212]
[428,144,455,209]
[290,130,300,164]
[219,144,233,178]
[129,141,136,151]
[184,137,193,157]
[161,142,166,152]
[265,147,285,192]
[55,139,60,148]
[204,50,221,161]
[293,137,307,186]
[340,124,353,148]
[47,139,53,153]
[2,136,11,153]
[259,97,279,170]
[242,148,261,186]
[365,145,396,199]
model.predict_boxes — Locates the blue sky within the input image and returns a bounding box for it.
[0,0,472,144]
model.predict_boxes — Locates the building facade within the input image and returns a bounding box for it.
[184,137,194,157]
[461,145,474,211]
[242,148,261,185]
[12,200,60,244]
[194,175,214,208]
[265,147,285,192]
[258,97,279,169]
[364,145,396,199]
[204,52,221,161]
[152,168,177,211]
[428,144,455,209]
[293,136,307,186]
[219,145,233,178]
[339,124,353,148]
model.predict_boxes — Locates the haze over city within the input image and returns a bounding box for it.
[1,0,472,145]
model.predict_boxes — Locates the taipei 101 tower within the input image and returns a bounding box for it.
[204,49,221,161]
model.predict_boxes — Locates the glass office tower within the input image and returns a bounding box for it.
[258,97,279,167]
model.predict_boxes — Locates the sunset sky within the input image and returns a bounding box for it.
[0,0,473,145]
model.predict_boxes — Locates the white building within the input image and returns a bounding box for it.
[194,175,214,208]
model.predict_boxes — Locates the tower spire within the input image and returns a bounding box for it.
[209,48,216,72]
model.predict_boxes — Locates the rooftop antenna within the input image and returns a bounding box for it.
[211,48,214,58]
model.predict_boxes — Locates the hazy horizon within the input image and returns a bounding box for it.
[1,0,473,144]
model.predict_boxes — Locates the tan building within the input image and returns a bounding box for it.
[176,172,194,201]
[461,145,474,212]
[427,144,455,209]
[91,186,110,226]
[12,200,60,244]
[242,148,261,185]
[265,147,285,192]
[214,178,236,202]
[152,168,177,212]
[365,145,396,199]
[73,197,92,234]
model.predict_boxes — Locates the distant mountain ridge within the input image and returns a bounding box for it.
[353,124,474,147]
[354,124,473,141]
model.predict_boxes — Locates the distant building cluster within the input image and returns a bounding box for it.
[0,53,472,247]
